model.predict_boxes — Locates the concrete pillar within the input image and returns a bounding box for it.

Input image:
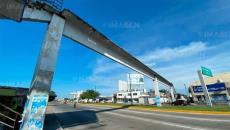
[170,87,175,102]
[20,14,65,130]
[154,78,161,107]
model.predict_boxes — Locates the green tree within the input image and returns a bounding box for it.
[80,89,100,99]
[49,91,57,102]
[159,89,169,94]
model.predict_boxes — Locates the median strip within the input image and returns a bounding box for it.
[79,103,230,115]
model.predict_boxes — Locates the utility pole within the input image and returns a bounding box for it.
[128,73,133,105]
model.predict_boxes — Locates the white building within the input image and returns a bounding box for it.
[118,74,145,92]
[117,91,149,104]
[116,73,149,104]
[70,90,83,102]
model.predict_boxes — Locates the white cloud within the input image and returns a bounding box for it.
[81,58,129,96]
[92,58,122,75]
[83,40,230,95]
[93,41,209,76]
[138,41,208,65]
[154,43,230,93]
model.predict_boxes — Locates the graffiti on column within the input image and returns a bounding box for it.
[19,97,29,129]
[156,96,161,107]
[20,95,48,130]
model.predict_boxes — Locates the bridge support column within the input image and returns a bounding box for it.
[154,78,161,107]
[20,14,65,130]
[170,87,175,103]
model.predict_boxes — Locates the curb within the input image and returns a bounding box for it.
[129,107,230,115]
[80,104,230,115]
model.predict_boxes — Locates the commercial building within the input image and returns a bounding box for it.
[117,74,149,104]
[117,91,149,104]
[70,90,83,103]
[147,89,172,104]
[116,73,173,104]
[189,72,230,103]
[70,90,83,99]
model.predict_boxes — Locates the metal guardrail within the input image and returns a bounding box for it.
[0,103,22,129]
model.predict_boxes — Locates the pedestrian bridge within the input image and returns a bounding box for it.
[0,0,175,129]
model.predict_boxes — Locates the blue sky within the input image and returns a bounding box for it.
[0,0,230,98]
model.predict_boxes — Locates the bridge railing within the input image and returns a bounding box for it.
[0,103,22,129]
[30,0,63,12]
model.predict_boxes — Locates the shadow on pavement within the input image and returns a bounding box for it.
[44,104,133,129]
[44,114,61,130]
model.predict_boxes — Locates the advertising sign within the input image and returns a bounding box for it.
[193,83,226,93]
[127,74,144,85]
[118,80,128,91]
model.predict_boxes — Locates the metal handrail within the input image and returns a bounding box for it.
[0,102,22,129]
[0,121,14,129]
[0,103,22,117]
[0,112,15,121]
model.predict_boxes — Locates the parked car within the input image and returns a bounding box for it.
[172,99,188,106]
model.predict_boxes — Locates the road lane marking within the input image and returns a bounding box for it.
[103,111,208,130]
[84,107,208,130]
[118,109,230,122]
[84,106,230,123]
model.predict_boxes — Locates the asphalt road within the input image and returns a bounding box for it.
[44,103,230,130]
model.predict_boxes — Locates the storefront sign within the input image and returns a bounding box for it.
[193,83,226,93]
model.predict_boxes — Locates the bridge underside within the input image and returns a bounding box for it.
[0,0,25,21]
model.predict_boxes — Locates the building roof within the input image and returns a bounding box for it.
[190,72,230,87]
[0,86,29,96]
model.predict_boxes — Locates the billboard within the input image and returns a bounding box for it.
[127,74,144,85]
[118,80,128,91]
[193,83,226,93]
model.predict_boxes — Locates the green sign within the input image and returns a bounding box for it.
[201,66,213,77]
